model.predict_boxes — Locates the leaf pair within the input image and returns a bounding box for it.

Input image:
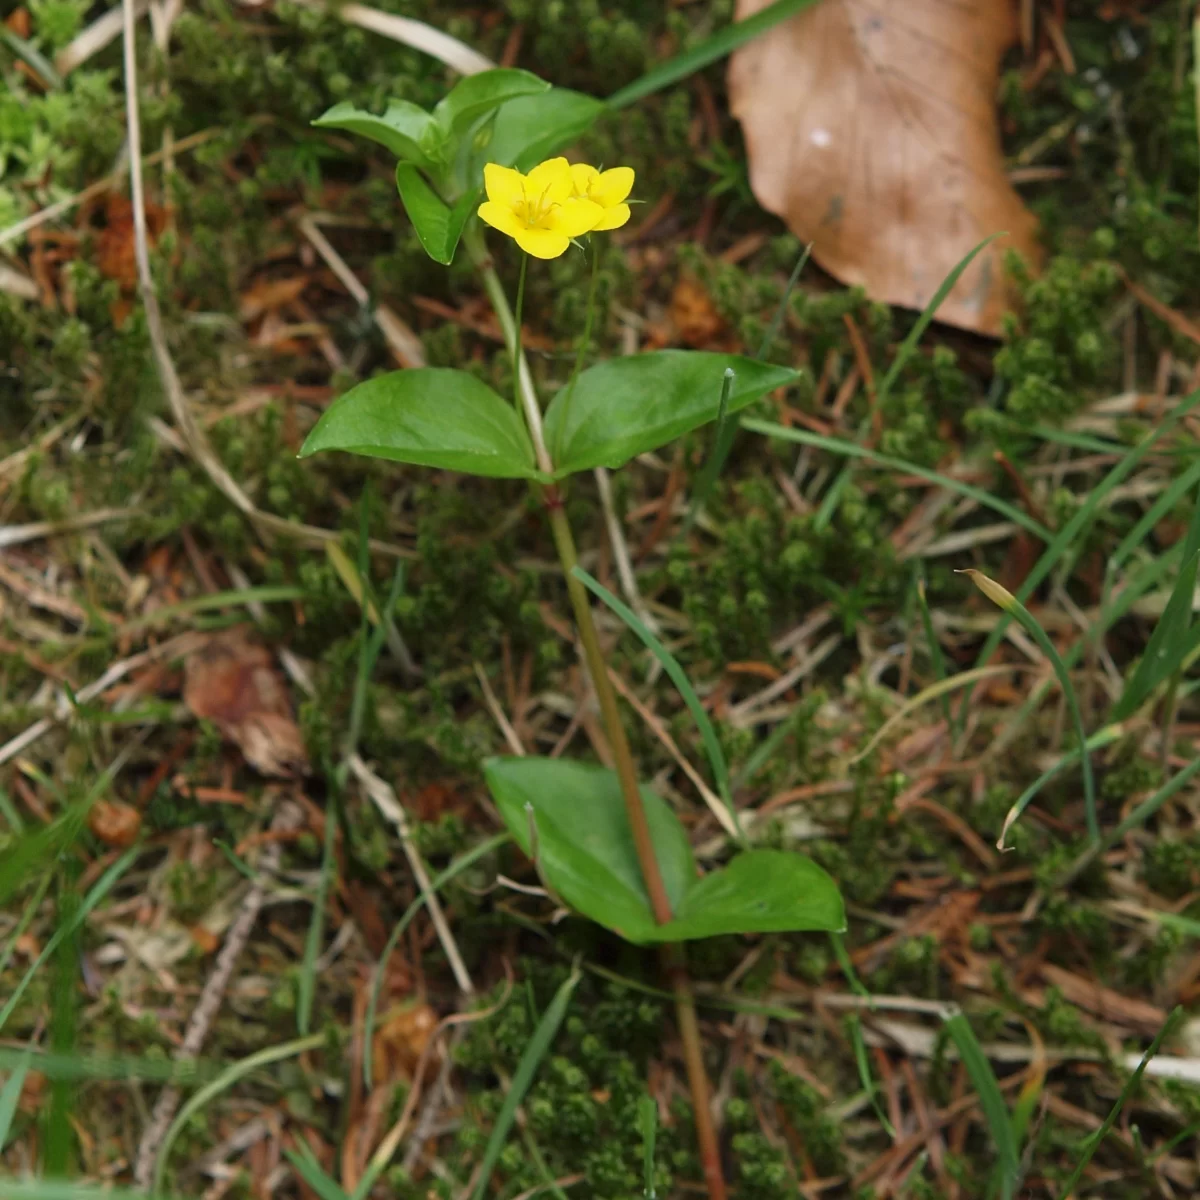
[484,757,843,944]
[314,69,605,265]
[300,351,797,480]
[313,69,549,169]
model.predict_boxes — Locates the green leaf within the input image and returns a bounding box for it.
[313,100,442,167]
[545,351,797,477]
[434,68,550,135]
[478,89,605,172]
[395,165,478,265]
[659,850,844,940]
[299,369,541,480]
[484,758,844,944]
[484,757,695,944]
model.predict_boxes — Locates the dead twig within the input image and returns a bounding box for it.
[134,800,305,1186]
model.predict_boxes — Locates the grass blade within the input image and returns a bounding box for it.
[155,1032,325,1194]
[741,421,1051,540]
[284,1144,349,1200]
[571,565,743,842]
[1054,1009,1181,1200]
[297,789,337,1036]
[0,1056,30,1150]
[683,367,735,535]
[45,874,81,1174]
[943,1011,1020,1200]
[852,665,1014,766]
[997,723,1125,850]
[0,848,138,1036]
[813,234,1003,532]
[364,832,509,1090]
[470,965,581,1200]
[959,389,1200,718]
[1112,482,1200,721]
[638,1093,658,1198]
[685,244,812,532]
[605,0,819,110]
[959,569,1097,842]
[915,569,952,723]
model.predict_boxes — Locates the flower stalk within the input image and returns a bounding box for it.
[467,217,727,1200]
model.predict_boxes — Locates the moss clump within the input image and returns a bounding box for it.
[449,963,679,1199]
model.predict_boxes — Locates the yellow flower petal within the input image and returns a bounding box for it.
[591,166,634,206]
[550,198,604,238]
[484,163,524,207]
[514,227,570,259]
[569,163,599,198]
[525,156,572,204]
[590,203,630,231]
[478,200,524,238]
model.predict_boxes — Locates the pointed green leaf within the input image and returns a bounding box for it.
[484,759,844,944]
[395,165,478,265]
[434,68,550,135]
[659,849,844,940]
[300,369,540,480]
[484,757,694,944]
[544,351,798,476]
[476,89,605,172]
[313,100,442,167]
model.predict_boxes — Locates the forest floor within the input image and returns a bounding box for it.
[3,2,1200,1198]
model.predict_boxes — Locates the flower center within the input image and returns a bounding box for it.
[516,185,557,229]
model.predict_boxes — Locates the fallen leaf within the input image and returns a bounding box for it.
[190,925,221,955]
[372,1001,437,1086]
[95,194,166,291]
[239,275,309,323]
[670,275,726,348]
[88,800,142,848]
[184,627,309,777]
[5,9,31,37]
[729,0,1042,336]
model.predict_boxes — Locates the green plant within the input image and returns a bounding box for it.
[300,67,844,1200]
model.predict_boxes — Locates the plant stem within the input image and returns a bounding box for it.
[545,500,674,924]
[468,228,553,476]
[511,252,528,417]
[553,238,601,461]
[468,225,725,1200]
[666,946,727,1200]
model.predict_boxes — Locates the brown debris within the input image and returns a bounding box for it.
[87,799,142,848]
[183,627,309,777]
[729,0,1043,336]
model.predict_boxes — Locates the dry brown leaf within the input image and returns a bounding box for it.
[88,799,142,847]
[372,1001,438,1086]
[670,275,726,348]
[239,275,309,323]
[729,0,1042,336]
[184,627,308,778]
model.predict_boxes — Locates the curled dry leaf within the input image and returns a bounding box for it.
[729,0,1042,336]
[88,799,142,848]
[372,1001,438,1086]
[183,627,309,778]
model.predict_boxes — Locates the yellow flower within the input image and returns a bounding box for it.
[478,157,603,259]
[569,164,634,231]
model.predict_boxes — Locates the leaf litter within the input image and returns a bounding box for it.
[729,0,1043,335]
